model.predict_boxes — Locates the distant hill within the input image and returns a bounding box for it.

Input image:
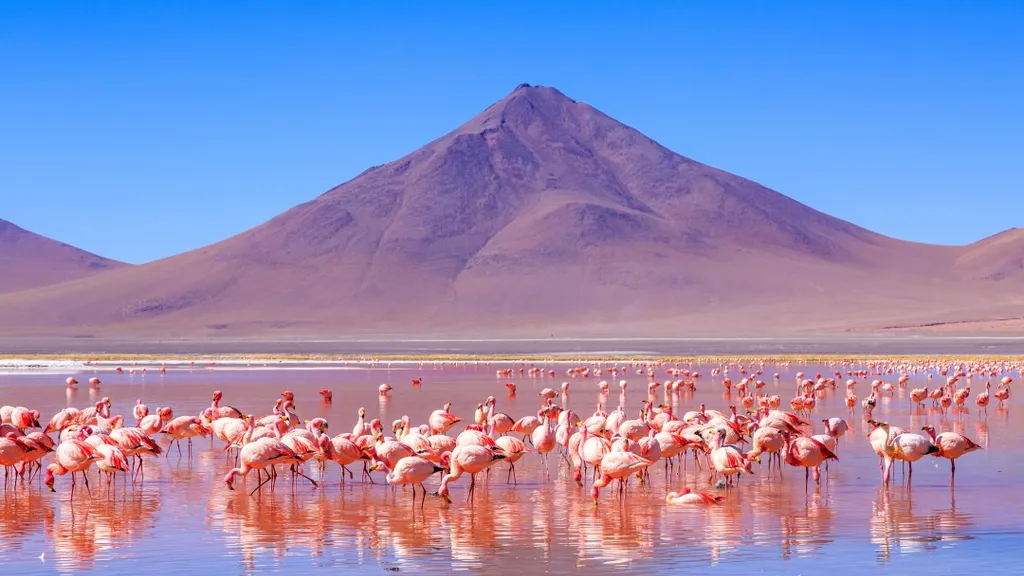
[0,85,1020,337]
[0,218,127,294]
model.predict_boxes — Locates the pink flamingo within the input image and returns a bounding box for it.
[210,391,244,420]
[531,409,556,473]
[385,455,447,508]
[782,432,838,490]
[133,400,148,425]
[975,382,991,415]
[0,434,31,488]
[160,416,211,458]
[921,425,982,486]
[44,439,101,495]
[109,427,163,481]
[428,402,463,435]
[494,435,531,484]
[139,407,172,435]
[437,445,506,503]
[591,442,652,505]
[665,486,725,505]
[224,437,304,495]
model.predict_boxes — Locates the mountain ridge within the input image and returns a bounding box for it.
[0,218,128,294]
[0,84,1020,337]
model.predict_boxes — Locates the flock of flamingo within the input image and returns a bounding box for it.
[0,359,1012,510]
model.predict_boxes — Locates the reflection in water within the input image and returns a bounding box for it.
[0,362,1020,574]
[871,490,974,563]
[48,490,161,574]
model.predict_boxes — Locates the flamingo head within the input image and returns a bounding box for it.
[212,391,222,402]
[281,390,295,401]
[44,466,59,492]
[317,434,332,453]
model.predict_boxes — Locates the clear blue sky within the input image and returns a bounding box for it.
[2,1,1022,264]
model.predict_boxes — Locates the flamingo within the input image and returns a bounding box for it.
[224,437,305,495]
[428,403,463,435]
[976,382,991,414]
[921,425,982,486]
[994,385,1010,406]
[591,442,652,505]
[707,428,753,486]
[44,439,101,494]
[133,400,149,425]
[437,445,506,503]
[109,427,163,481]
[386,455,447,508]
[0,435,31,488]
[210,391,244,420]
[493,435,531,484]
[665,486,725,505]
[531,410,556,473]
[353,407,371,437]
[782,432,837,490]
[160,416,211,458]
[869,420,938,486]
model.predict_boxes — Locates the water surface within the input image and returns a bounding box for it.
[0,361,1020,575]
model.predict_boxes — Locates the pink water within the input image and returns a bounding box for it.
[1,361,1021,575]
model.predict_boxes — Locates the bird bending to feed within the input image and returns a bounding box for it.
[665,487,725,505]
[921,424,982,486]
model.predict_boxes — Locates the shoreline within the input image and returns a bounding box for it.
[3,351,1024,368]
[3,335,1024,359]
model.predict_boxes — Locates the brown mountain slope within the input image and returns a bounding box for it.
[955,228,1024,281]
[0,218,127,293]
[0,85,1018,337]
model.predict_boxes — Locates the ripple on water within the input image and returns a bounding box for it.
[1,361,1023,575]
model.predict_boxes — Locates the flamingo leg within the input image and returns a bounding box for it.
[250,471,271,495]
[292,465,319,488]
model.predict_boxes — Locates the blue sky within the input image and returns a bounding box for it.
[2,1,1022,264]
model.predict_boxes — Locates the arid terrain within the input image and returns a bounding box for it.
[0,218,126,293]
[1,84,1022,341]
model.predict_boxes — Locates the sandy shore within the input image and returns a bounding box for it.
[2,334,1024,360]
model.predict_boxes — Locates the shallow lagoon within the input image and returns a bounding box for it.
[0,360,1020,575]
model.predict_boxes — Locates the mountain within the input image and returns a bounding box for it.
[0,84,1020,338]
[955,228,1024,282]
[0,218,127,294]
